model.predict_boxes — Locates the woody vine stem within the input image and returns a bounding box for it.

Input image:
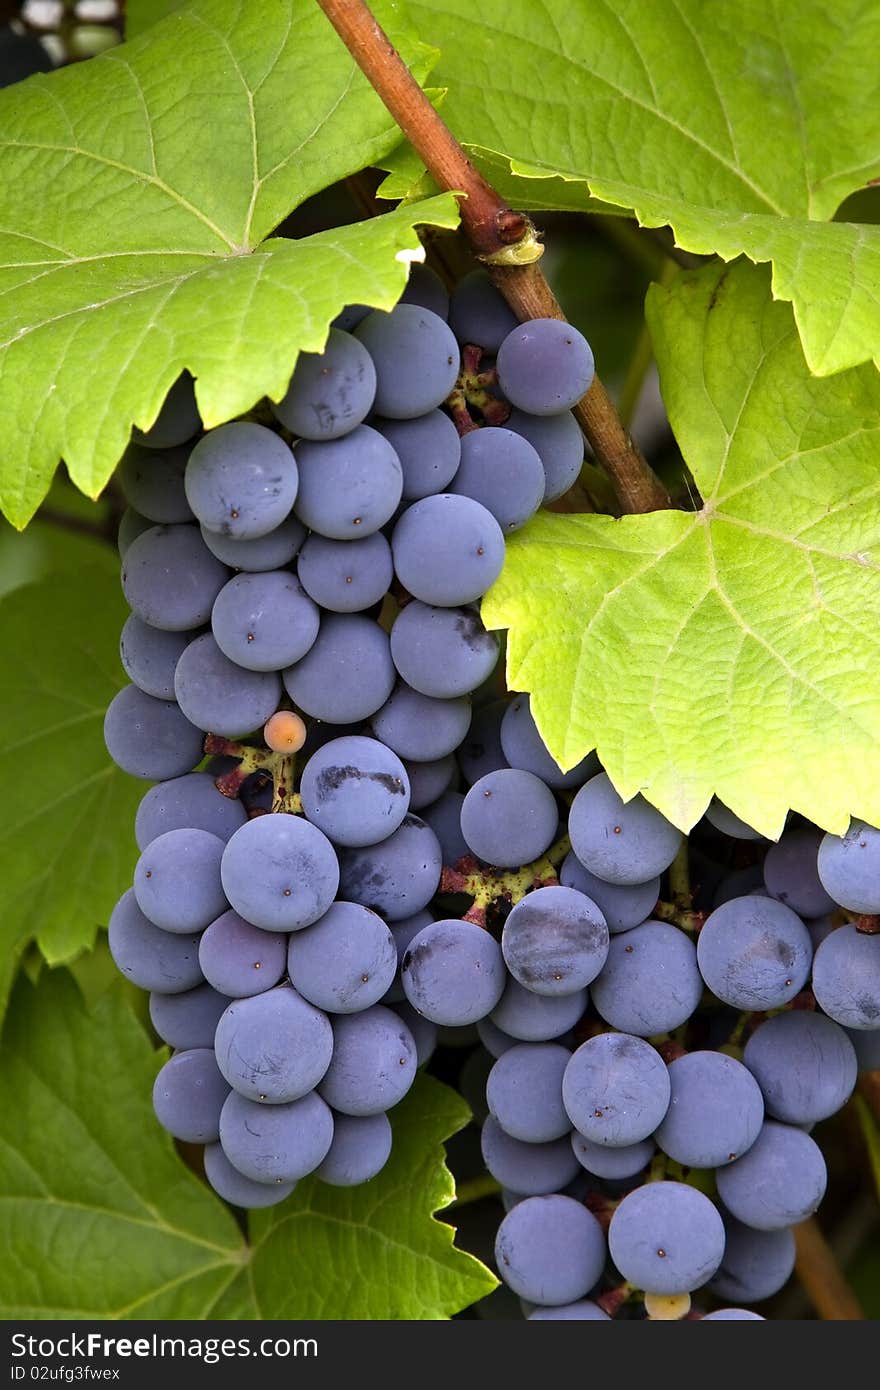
[314,0,671,515]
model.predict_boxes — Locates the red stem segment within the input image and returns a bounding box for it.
[314,0,671,515]
[317,0,528,258]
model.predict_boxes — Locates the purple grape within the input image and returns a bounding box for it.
[451,427,545,532]
[496,319,594,415]
[152,1048,229,1144]
[198,910,288,998]
[372,411,461,500]
[104,684,203,781]
[185,423,298,540]
[271,328,376,440]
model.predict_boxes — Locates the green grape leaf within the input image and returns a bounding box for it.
[0,0,458,526]
[409,0,880,374]
[210,1079,497,1321]
[125,0,189,36]
[0,970,493,1320]
[482,260,880,839]
[0,567,139,1022]
[0,971,246,1319]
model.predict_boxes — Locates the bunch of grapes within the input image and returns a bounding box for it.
[104,264,594,1208]
[104,262,880,1317]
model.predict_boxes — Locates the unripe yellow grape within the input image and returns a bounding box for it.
[264,710,307,754]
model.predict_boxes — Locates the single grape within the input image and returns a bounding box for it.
[571,1132,654,1180]
[451,427,544,531]
[121,524,229,631]
[391,1001,438,1067]
[559,851,659,934]
[315,1112,393,1187]
[104,684,203,781]
[500,695,598,790]
[743,1010,858,1123]
[392,493,505,606]
[219,1089,334,1183]
[199,514,306,572]
[654,1051,764,1168]
[203,1142,295,1209]
[221,813,339,931]
[763,828,836,917]
[497,319,594,416]
[299,735,410,849]
[495,1194,606,1306]
[704,798,765,840]
[287,901,397,1013]
[319,1005,417,1115]
[185,423,298,539]
[608,1182,725,1295]
[811,924,880,1029]
[372,411,461,500]
[148,983,230,1050]
[501,886,609,996]
[568,772,683,885]
[461,768,558,868]
[354,304,459,418]
[118,442,194,523]
[263,710,307,754]
[457,698,508,783]
[696,896,812,1011]
[481,1115,581,1195]
[108,889,203,993]
[419,789,469,866]
[152,1048,229,1144]
[401,755,454,812]
[486,1043,571,1142]
[390,601,500,699]
[399,263,450,320]
[283,613,395,723]
[117,507,152,557]
[504,408,583,503]
[449,269,518,352]
[371,683,471,762]
[401,918,506,1026]
[134,772,246,850]
[297,532,393,614]
[337,815,442,921]
[119,615,195,702]
[134,827,226,933]
[271,328,376,439]
[490,978,587,1043]
[293,424,403,539]
[214,985,333,1103]
[715,1121,827,1230]
[708,1219,796,1303]
[198,910,288,998]
[590,921,703,1036]
[211,571,320,672]
[562,1033,670,1146]
[132,373,201,448]
[817,820,880,913]
[174,633,281,737]
[528,1302,610,1321]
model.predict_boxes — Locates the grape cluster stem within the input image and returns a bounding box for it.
[313,0,671,516]
[439,834,570,927]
